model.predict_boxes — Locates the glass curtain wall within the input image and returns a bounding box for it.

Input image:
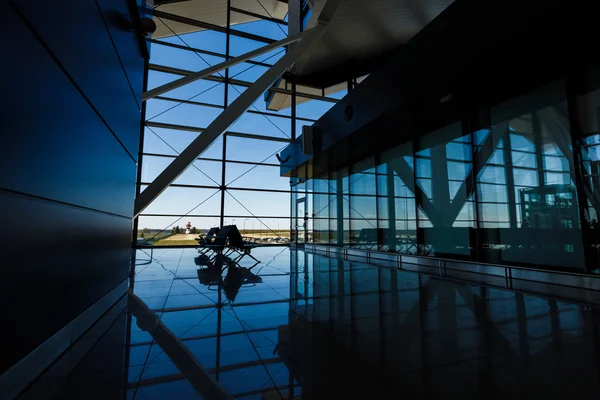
[135,2,337,246]
[304,79,600,272]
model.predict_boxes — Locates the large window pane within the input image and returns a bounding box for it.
[148,41,225,72]
[158,30,226,54]
[143,127,224,159]
[228,112,291,139]
[147,71,225,106]
[226,135,288,164]
[141,186,221,215]
[223,216,290,243]
[295,98,336,119]
[137,216,221,246]
[229,35,280,57]
[381,141,417,254]
[349,158,376,195]
[148,102,223,129]
[226,163,290,191]
[228,63,269,83]
[416,122,473,257]
[224,190,290,217]
[230,17,287,41]
[142,156,222,188]
[139,15,294,247]
[484,81,584,269]
[576,66,600,268]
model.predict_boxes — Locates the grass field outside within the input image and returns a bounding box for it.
[142,230,292,247]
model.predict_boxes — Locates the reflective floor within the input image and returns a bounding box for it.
[20,247,600,399]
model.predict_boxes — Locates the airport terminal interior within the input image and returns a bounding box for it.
[3,0,600,398]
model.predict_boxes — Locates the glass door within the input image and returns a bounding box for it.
[296,197,307,244]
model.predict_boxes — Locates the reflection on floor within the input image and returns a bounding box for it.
[20,247,600,399]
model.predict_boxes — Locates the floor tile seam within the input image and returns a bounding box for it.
[164,290,218,306]
[256,279,291,301]
[237,318,279,347]
[131,325,278,348]
[131,249,161,278]
[144,307,220,365]
[131,251,184,399]
[252,247,290,276]
[273,287,292,299]
[153,303,218,313]
[157,254,225,308]
[170,258,232,305]
[223,302,283,395]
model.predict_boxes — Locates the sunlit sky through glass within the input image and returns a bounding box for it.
[140,17,337,230]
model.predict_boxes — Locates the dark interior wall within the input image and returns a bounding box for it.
[0,0,144,374]
[281,0,600,177]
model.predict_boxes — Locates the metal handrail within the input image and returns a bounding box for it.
[307,243,600,292]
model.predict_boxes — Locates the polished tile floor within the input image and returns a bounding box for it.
[22,247,600,399]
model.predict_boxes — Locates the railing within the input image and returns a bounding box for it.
[304,243,600,298]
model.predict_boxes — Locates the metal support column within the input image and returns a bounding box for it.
[412,139,425,254]
[532,112,546,192]
[566,77,596,271]
[220,0,231,228]
[291,82,297,141]
[431,145,450,226]
[503,128,518,228]
[220,133,227,228]
[336,172,344,246]
[386,162,397,252]
[290,82,297,238]
[374,153,381,250]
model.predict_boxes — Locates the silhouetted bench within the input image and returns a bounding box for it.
[196,227,220,254]
[196,254,226,288]
[226,225,261,264]
[203,225,233,259]
[197,225,262,265]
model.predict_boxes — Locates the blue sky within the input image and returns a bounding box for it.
[139,16,337,231]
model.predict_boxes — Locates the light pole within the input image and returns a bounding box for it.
[252,220,255,238]
[244,218,249,234]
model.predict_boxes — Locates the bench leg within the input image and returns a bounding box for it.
[245,251,260,263]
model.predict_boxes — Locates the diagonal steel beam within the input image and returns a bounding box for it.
[134,24,329,217]
[152,9,276,44]
[143,33,305,101]
[388,158,441,226]
[445,126,504,226]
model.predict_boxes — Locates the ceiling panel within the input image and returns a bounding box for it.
[294,0,454,75]
[152,0,288,38]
